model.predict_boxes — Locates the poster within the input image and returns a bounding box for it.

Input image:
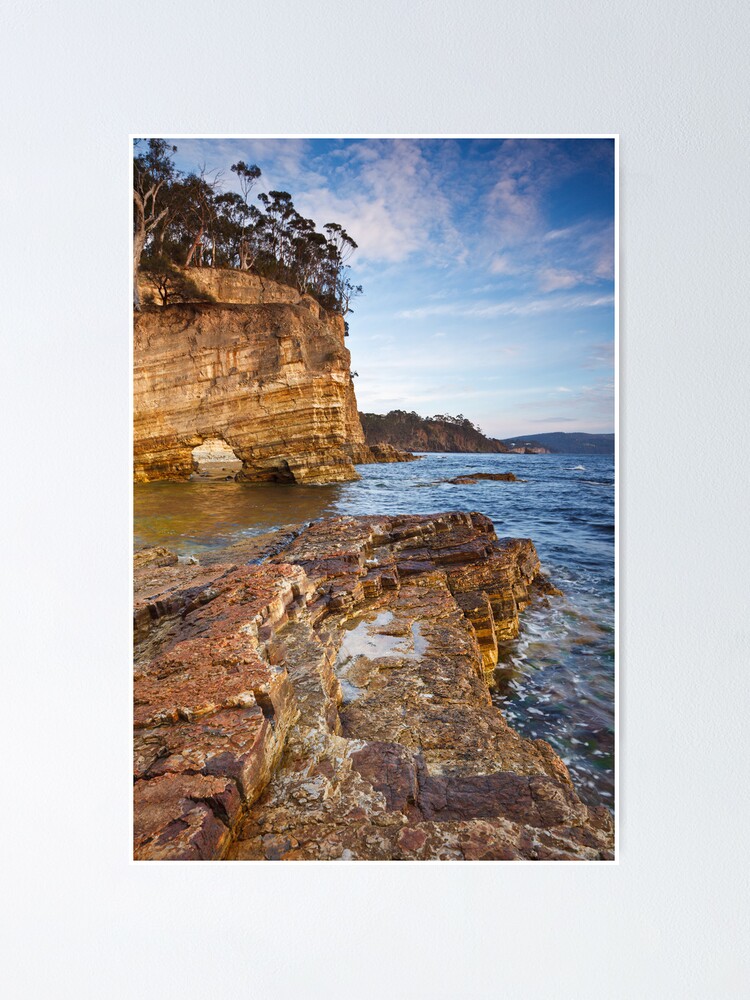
[133,136,617,862]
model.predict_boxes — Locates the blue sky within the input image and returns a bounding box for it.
[169,137,615,438]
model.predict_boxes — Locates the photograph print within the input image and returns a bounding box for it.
[133,136,616,861]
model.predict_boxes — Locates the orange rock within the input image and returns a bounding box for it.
[134,273,415,484]
[134,512,614,861]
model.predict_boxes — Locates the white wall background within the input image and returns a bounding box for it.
[3,1,749,996]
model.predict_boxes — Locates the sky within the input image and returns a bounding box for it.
[168,137,615,439]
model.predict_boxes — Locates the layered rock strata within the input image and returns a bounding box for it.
[139,268,307,309]
[134,270,414,484]
[343,442,419,465]
[133,512,613,861]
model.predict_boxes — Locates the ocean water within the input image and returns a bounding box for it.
[134,452,615,809]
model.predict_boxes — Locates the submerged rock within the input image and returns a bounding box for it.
[133,511,613,861]
[445,472,519,484]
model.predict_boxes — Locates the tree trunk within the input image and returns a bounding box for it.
[185,226,203,267]
[133,227,146,310]
[133,189,167,309]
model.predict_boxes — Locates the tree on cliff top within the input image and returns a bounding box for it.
[173,168,223,268]
[133,139,177,310]
[230,161,261,270]
[134,141,363,317]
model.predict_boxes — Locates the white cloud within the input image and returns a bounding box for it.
[296,188,418,262]
[487,175,541,245]
[489,253,518,275]
[538,268,584,292]
[295,139,465,265]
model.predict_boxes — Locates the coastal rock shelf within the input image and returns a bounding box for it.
[133,271,414,484]
[133,512,613,860]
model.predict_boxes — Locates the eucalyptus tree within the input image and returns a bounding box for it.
[213,191,254,267]
[134,142,364,320]
[256,190,297,273]
[322,223,360,313]
[133,138,177,309]
[167,169,222,267]
[230,161,261,269]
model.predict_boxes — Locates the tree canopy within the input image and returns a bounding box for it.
[133,139,362,315]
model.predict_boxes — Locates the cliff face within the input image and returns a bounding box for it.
[361,410,510,453]
[133,512,613,861]
[134,272,369,485]
[139,267,306,309]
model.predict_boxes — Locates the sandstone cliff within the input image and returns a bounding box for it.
[133,512,613,861]
[134,270,413,484]
[360,410,510,453]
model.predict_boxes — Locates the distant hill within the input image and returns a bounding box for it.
[499,432,615,455]
[360,410,509,453]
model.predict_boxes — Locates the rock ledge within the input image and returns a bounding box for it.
[133,512,613,861]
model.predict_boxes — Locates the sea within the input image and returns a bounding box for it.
[134,452,615,810]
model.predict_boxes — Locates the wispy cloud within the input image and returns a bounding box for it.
[584,341,616,370]
[398,292,614,320]
[489,253,519,275]
[529,416,578,423]
[295,139,465,265]
[471,141,614,293]
[538,268,584,292]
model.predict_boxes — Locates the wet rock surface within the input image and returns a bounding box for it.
[133,512,613,860]
[445,472,519,484]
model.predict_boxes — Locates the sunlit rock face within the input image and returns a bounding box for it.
[133,512,614,861]
[134,270,417,483]
[138,268,309,309]
[133,272,367,485]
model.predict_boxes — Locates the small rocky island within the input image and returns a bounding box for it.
[134,512,613,860]
[444,472,519,484]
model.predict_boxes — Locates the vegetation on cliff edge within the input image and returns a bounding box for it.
[133,139,362,315]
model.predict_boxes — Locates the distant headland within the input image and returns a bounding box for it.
[360,410,614,455]
[498,432,614,455]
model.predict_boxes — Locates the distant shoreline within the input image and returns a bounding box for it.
[361,410,614,456]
